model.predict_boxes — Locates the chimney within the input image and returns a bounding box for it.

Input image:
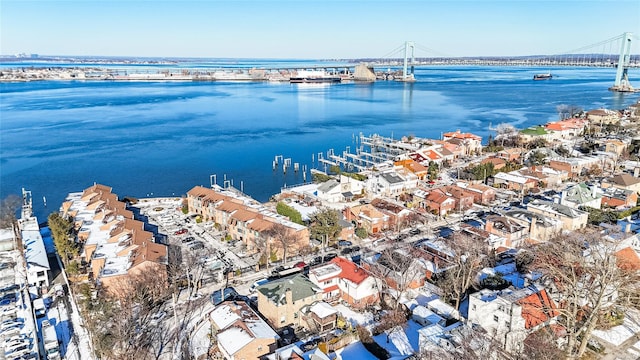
[285,288,293,305]
[626,222,632,233]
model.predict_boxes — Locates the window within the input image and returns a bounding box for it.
[498,305,505,312]
[493,315,499,322]
[37,271,45,277]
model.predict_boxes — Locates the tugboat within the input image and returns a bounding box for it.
[533,73,552,80]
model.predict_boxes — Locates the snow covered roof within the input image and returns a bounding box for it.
[308,302,338,318]
[210,304,242,330]
[19,216,49,271]
[217,326,254,356]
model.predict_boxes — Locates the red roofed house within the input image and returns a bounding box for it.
[308,257,379,308]
[615,247,640,271]
[468,286,559,353]
[442,130,483,155]
[423,188,456,216]
[544,118,587,139]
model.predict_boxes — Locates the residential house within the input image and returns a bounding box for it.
[526,199,588,231]
[395,159,429,180]
[186,186,309,260]
[209,301,280,360]
[604,139,627,156]
[301,302,338,333]
[442,130,483,155]
[549,156,602,179]
[505,210,563,244]
[456,182,497,205]
[601,173,640,194]
[370,198,413,230]
[544,118,588,139]
[256,274,322,330]
[18,205,50,290]
[485,215,527,247]
[459,223,509,251]
[560,183,602,209]
[493,172,536,193]
[496,148,526,163]
[366,170,415,198]
[61,184,168,298]
[362,248,428,295]
[442,186,476,213]
[601,187,638,209]
[316,175,365,203]
[308,257,379,308]
[343,204,389,234]
[422,188,456,216]
[481,157,507,171]
[587,108,621,125]
[468,285,559,353]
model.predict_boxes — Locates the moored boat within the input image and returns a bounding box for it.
[290,70,341,83]
[533,73,552,80]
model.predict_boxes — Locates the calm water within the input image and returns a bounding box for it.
[1,64,639,220]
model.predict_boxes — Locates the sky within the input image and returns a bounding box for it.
[1,0,639,59]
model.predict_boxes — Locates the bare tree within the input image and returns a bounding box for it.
[264,223,299,265]
[416,325,507,360]
[529,227,639,359]
[0,194,21,229]
[435,232,489,310]
[250,232,271,270]
[366,245,426,308]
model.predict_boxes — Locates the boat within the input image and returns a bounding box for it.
[533,73,552,80]
[290,70,341,84]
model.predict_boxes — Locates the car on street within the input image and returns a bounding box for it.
[174,229,188,235]
[294,261,306,268]
[182,236,195,243]
[188,241,204,250]
[309,256,323,266]
[323,253,337,262]
[338,240,352,247]
[341,247,353,255]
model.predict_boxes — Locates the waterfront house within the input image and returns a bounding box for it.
[519,126,553,143]
[586,108,621,125]
[186,186,309,261]
[256,274,323,330]
[468,285,559,353]
[366,170,414,198]
[209,300,280,360]
[62,184,168,298]
[544,118,588,139]
[442,130,483,155]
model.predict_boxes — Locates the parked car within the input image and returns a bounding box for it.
[309,256,323,266]
[174,229,188,235]
[338,240,352,247]
[182,236,195,243]
[323,253,338,262]
[341,247,353,255]
[294,261,307,268]
[189,241,204,250]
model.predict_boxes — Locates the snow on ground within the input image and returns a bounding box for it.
[190,321,211,359]
[335,341,378,360]
[372,320,423,357]
[592,310,640,347]
[334,304,375,328]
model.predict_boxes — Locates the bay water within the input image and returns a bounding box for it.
[1,64,639,220]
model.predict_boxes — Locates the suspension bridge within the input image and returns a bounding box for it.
[365,32,639,91]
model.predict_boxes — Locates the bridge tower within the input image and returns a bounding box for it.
[401,41,416,82]
[610,32,635,92]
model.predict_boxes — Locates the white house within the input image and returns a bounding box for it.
[467,285,559,353]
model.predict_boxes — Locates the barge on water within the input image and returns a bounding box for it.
[290,70,341,84]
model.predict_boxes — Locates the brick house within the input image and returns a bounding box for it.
[256,274,322,330]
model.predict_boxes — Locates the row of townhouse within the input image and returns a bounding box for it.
[60,184,168,298]
[186,186,309,259]
[413,182,497,217]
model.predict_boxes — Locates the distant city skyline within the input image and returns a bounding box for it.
[2,0,639,59]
